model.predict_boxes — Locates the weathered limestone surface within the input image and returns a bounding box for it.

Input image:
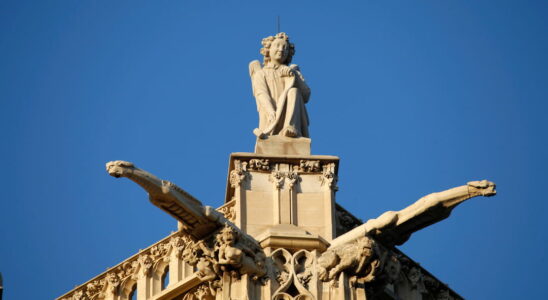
[58,32,497,300]
[255,136,311,156]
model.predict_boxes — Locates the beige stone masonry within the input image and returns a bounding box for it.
[225,152,340,244]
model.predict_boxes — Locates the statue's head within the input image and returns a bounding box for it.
[219,225,238,245]
[260,32,295,66]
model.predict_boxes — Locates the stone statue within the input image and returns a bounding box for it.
[249,32,311,139]
[317,237,380,282]
[215,225,266,279]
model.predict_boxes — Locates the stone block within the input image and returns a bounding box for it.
[255,135,311,156]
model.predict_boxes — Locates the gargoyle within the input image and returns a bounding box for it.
[317,237,380,282]
[215,225,266,279]
[106,160,222,239]
[366,180,496,245]
[106,160,267,281]
[331,180,497,247]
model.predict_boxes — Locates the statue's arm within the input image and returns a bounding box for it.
[291,65,311,103]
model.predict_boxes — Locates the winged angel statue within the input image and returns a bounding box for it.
[249,32,311,139]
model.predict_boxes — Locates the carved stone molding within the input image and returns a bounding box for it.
[269,171,285,189]
[286,171,300,189]
[299,160,321,173]
[248,158,271,171]
[269,170,301,190]
[182,282,217,300]
[319,163,338,191]
[230,160,248,188]
[217,201,236,222]
[59,233,178,300]
[271,249,315,300]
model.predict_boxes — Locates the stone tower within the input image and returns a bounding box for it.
[57,33,496,300]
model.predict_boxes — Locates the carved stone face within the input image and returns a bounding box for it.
[269,38,289,64]
[222,228,237,245]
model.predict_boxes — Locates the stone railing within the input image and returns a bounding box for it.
[57,230,195,300]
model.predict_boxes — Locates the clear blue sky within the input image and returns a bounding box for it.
[1,1,547,299]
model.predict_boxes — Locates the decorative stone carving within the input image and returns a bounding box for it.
[71,290,85,300]
[248,158,270,171]
[230,160,248,188]
[138,254,153,277]
[85,279,105,299]
[319,163,338,191]
[299,160,320,173]
[215,225,266,279]
[271,249,315,300]
[435,289,455,300]
[317,237,380,282]
[217,201,236,222]
[294,251,314,288]
[150,242,171,263]
[106,272,121,294]
[269,170,285,189]
[286,171,299,189]
[272,249,292,286]
[249,32,311,139]
[173,225,267,283]
[182,283,217,300]
[268,170,300,190]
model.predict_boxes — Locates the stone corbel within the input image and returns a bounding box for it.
[269,170,285,190]
[286,171,300,190]
[319,163,338,191]
[230,160,248,188]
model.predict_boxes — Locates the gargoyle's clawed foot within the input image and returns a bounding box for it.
[106,160,135,178]
[467,180,496,197]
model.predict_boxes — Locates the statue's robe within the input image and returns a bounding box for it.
[251,64,311,137]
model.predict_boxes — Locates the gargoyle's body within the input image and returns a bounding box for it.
[106,161,267,281]
[331,180,496,248]
[106,160,219,239]
[317,237,379,282]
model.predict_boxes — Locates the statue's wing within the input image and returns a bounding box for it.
[249,60,262,77]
